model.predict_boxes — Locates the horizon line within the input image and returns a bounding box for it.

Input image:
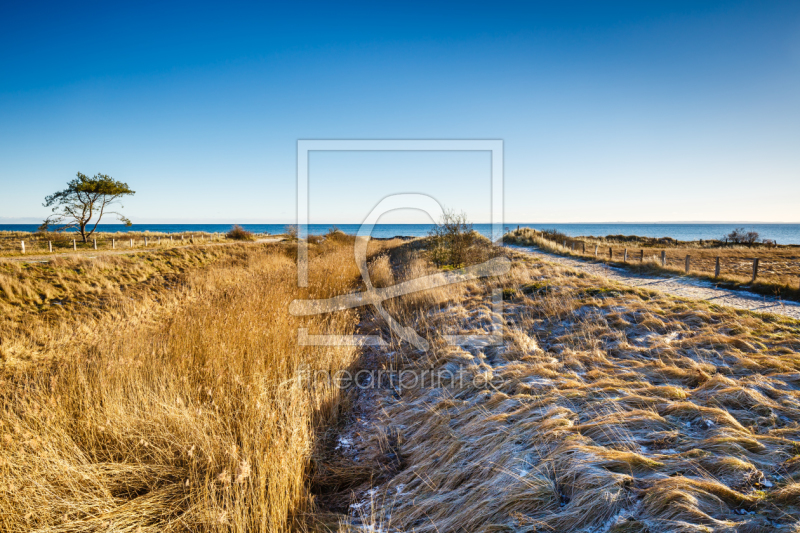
[2,220,800,225]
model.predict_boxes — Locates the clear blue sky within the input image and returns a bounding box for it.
[1,1,799,224]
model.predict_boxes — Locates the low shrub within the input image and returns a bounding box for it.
[226,225,254,241]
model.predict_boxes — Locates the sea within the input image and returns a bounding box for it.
[2,223,800,245]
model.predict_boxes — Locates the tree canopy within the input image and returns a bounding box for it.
[40,173,135,242]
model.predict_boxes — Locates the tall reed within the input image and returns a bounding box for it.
[0,242,361,532]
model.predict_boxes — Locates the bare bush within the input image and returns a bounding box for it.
[726,227,760,246]
[540,228,569,242]
[428,210,475,267]
[225,224,254,240]
[284,224,298,240]
[325,225,351,244]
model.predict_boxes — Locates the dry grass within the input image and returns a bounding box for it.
[3,235,800,532]
[0,246,231,315]
[0,239,366,532]
[0,246,258,369]
[318,241,800,532]
[505,227,800,301]
[0,230,235,257]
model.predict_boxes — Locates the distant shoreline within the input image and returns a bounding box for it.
[2,223,800,244]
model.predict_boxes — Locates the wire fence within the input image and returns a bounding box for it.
[536,234,800,290]
[3,232,227,256]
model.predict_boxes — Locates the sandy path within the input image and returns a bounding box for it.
[1,238,284,263]
[511,245,800,320]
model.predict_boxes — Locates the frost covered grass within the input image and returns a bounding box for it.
[322,243,800,532]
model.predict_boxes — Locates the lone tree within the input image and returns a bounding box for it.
[40,173,135,242]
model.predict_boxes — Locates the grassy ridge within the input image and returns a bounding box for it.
[0,230,272,257]
[0,246,230,315]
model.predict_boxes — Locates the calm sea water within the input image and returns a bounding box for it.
[2,223,800,244]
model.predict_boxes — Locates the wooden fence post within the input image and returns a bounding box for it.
[158,237,161,244]
[170,235,173,242]
[640,249,644,262]
[145,237,148,247]
[130,239,133,248]
[685,255,691,273]
[661,250,666,267]
[609,247,613,260]
[21,241,25,253]
[49,241,52,253]
[73,239,76,251]
[582,242,586,254]
[714,257,720,278]
[624,248,628,262]
[112,239,116,249]
[93,239,97,250]
[751,258,759,283]
[594,244,598,257]
[563,240,567,248]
